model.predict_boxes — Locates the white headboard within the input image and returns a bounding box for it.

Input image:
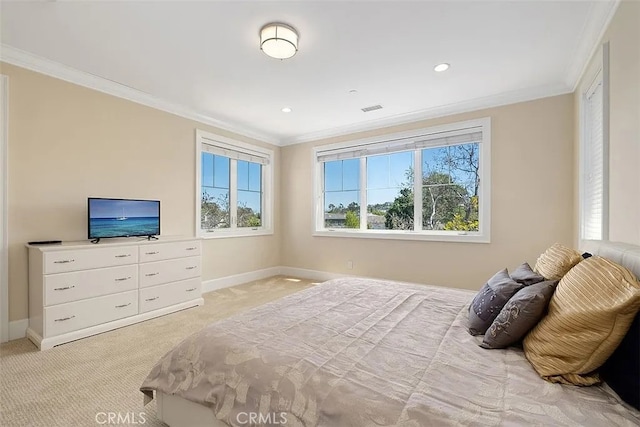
[581,240,640,280]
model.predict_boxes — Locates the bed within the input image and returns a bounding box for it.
[141,241,640,426]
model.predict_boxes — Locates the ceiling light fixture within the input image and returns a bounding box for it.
[281,107,292,113]
[260,23,299,60]
[434,63,450,72]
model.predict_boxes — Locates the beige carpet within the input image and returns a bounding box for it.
[0,276,315,427]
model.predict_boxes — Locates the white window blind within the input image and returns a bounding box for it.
[202,142,270,165]
[316,128,483,162]
[582,77,604,240]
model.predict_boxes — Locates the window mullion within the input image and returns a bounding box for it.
[261,163,266,229]
[359,157,367,230]
[230,159,238,229]
[318,162,325,230]
[414,150,422,231]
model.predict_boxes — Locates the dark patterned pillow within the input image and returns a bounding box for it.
[481,280,558,349]
[601,312,640,409]
[510,262,545,286]
[468,269,524,336]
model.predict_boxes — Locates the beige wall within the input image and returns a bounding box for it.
[1,63,281,322]
[3,5,634,325]
[574,0,640,245]
[281,95,575,291]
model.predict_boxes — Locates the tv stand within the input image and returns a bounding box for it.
[90,236,158,244]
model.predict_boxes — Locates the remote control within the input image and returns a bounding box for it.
[28,240,62,245]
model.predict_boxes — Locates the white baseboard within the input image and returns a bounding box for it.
[202,267,283,293]
[279,266,349,283]
[8,318,28,341]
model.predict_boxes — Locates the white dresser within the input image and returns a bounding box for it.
[27,236,203,350]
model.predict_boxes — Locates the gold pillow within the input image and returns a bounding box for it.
[534,243,582,280]
[523,256,640,385]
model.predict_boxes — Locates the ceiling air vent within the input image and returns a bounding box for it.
[361,104,383,113]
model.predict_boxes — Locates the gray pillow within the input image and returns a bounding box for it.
[480,280,558,349]
[510,262,545,286]
[468,269,524,336]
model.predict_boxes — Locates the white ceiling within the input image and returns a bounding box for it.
[0,1,617,145]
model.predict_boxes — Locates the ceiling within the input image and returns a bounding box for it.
[0,1,617,145]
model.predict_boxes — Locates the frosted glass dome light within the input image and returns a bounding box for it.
[260,23,299,60]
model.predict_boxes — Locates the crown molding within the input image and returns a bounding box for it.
[565,0,620,92]
[0,45,281,146]
[281,82,572,146]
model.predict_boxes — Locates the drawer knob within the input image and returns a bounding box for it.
[115,254,131,258]
[186,247,197,251]
[185,266,197,270]
[114,276,132,282]
[186,288,197,292]
[53,259,75,264]
[115,303,131,309]
[145,272,159,277]
[145,251,159,255]
[54,285,75,291]
[145,297,158,302]
[54,315,75,322]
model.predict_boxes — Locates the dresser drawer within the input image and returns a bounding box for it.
[139,256,201,288]
[44,265,138,306]
[45,290,138,337]
[139,240,201,263]
[44,246,138,274]
[139,277,201,314]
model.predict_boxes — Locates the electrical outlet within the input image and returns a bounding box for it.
[347,260,353,270]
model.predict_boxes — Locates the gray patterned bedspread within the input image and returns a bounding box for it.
[141,277,640,426]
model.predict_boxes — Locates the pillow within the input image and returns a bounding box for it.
[510,262,545,286]
[480,280,558,349]
[523,256,640,385]
[601,312,640,409]
[468,269,524,336]
[534,243,582,280]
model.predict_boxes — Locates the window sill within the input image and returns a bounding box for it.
[313,229,490,243]
[199,229,274,239]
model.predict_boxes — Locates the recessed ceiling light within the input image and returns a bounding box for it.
[434,63,450,72]
[281,107,292,113]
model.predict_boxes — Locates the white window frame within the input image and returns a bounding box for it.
[313,118,491,243]
[196,129,274,238]
[1,75,8,343]
[578,43,609,244]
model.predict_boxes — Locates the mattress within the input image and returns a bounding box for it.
[141,277,640,426]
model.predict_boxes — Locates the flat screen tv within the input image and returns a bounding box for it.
[88,198,160,243]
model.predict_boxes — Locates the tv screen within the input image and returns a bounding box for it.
[88,198,160,240]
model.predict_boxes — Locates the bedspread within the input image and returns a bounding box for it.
[141,277,640,426]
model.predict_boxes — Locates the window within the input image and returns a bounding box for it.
[196,130,273,237]
[314,118,490,242]
[580,45,609,242]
